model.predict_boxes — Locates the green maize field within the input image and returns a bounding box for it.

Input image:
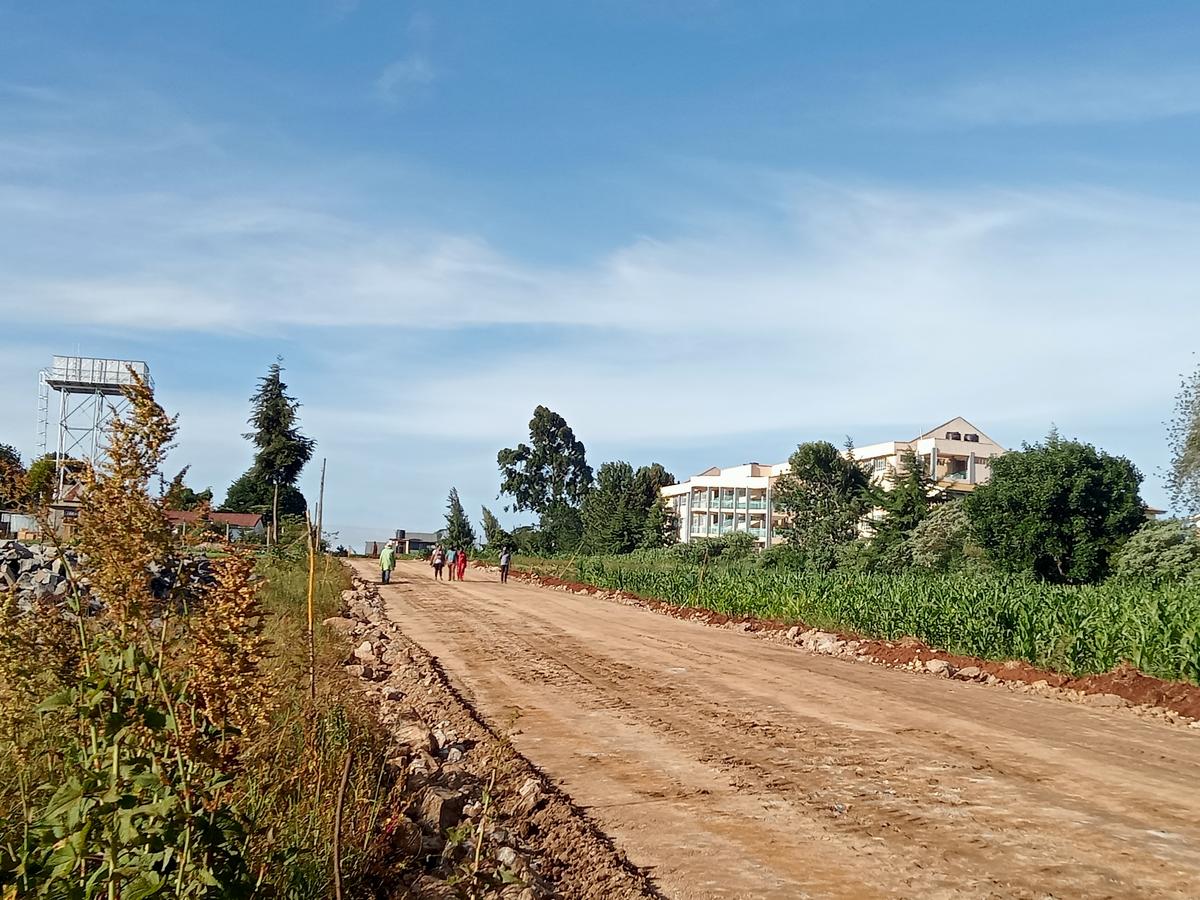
[575,557,1200,685]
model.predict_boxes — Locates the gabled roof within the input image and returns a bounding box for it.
[917,416,1001,447]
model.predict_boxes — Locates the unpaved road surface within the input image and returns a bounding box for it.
[354,560,1200,899]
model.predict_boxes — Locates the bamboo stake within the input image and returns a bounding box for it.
[333,749,352,900]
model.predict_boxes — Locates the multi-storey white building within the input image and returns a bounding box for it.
[661,417,1005,547]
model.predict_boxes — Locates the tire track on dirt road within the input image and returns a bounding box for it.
[356,560,1200,899]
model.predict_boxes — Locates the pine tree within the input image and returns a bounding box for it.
[240,360,315,541]
[163,466,214,511]
[480,505,511,550]
[640,497,678,549]
[444,488,477,550]
[868,450,939,569]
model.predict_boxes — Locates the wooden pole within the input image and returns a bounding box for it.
[316,458,327,552]
[305,508,317,702]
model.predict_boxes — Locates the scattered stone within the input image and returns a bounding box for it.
[382,686,405,702]
[394,721,437,755]
[954,666,983,680]
[1086,693,1128,708]
[496,846,519,868]
[416,786,467,834]
[786,625,801,641]
[925,659,952,676]
[343,664,365,678]
[353,640,378,664]
[516,777,546,815]
[445,747,465,763]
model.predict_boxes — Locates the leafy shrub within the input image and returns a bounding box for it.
[1111,519,1200,581]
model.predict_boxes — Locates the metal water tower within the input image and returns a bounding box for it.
[37,356,153,496]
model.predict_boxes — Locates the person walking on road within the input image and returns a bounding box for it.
[446,547,458,581]
[456,546,469,581]
[430,545,446,580]
[379,540,396,584]
[499,547,512,584]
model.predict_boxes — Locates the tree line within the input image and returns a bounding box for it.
[457,359,1200,586]
[437,405,678,555]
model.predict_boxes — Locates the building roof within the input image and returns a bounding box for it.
[165,510,263,528]
[397,531,440,543]
[916,416,1001,447]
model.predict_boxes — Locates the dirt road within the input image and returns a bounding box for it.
[354,559,1200,899]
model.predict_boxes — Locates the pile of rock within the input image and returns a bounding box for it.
[2,540,217,614]
[328,580,585,900]
[1,540,77,605]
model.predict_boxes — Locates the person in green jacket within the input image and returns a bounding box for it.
[379,540,397,584]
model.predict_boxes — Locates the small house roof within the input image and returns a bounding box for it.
[165,510,263,528]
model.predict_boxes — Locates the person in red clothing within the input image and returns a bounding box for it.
[455,546,469,581]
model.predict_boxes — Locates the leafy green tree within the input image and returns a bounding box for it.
[21,453,85,507]
[0,443,24,509]
[907,500,976,572]
[480,505,512,550]
[1167,359,1200,516]
[774,439,871,569]
[966,430,1145,583]
[497,406,593,554]
[444,488,477,550]
[222,470,306,519]
[241,360,315,537]
[1111,519,1200,581]
[162,465,214,511]
[497,406,593,515]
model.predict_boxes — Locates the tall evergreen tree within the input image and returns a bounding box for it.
[581,461,642,554]
[0,443,25,510]
[239,360,315,539]
[640,497,678,549]
[868,450,940,567]
[444,488,477,550]
[480,505,511,550]
[163,466,214,511]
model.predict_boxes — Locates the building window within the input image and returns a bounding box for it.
[872,458,887,473]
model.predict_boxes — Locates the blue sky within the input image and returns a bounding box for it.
[2,1,1199,548]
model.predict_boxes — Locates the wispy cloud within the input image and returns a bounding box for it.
[374,54,435,105]
[907,67,1200,127]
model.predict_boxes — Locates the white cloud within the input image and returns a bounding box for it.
[374,55,435,105]
[907,68,1200,127]
[1,84,1194,531]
